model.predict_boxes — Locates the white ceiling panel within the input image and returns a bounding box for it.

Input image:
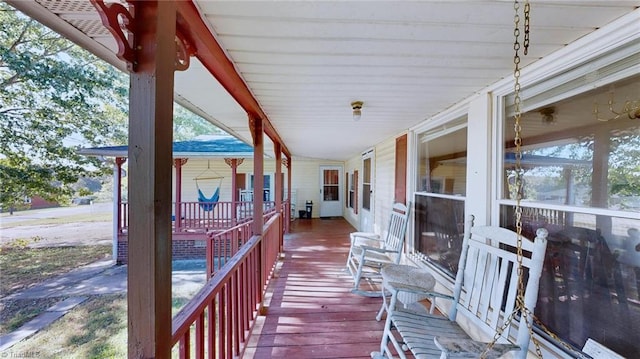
[10,0,640,161]
[195,1,639,160]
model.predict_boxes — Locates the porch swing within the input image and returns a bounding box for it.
[194,161,223,212]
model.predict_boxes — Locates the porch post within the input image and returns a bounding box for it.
[287,156,292,233]
[174,158,188,231]
[225,158,243,224]
[113,157,126,261]
[127,2,176,357]
[274,142,283,250]
[250,115,264,234]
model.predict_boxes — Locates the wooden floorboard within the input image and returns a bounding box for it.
[244,218,389,358]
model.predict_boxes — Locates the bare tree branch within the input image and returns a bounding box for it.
[0,107,29,115]
[7,19,33,53]
[0,74,22,88]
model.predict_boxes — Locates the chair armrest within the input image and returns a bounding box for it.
[360,245,399,254]
[352,232,380,240]
[387,281,454,301]
[434,337,520,359]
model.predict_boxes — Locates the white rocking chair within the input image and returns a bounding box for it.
[346,202,410,296]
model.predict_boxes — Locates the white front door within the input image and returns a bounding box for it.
[319,166,343,217]
[360,150,374,232]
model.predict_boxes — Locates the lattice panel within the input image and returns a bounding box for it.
[36,0,98,14]
[68,19,111,37]
[34,0,128,43]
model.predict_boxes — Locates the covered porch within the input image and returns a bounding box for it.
[6,1,639,358]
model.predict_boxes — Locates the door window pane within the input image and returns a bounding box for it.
[363,158,371,210]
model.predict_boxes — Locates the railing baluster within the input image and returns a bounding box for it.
[207,298,215,359]
[225,280,232,359]
[219,286,226,359]
[240,260,247,339]
[233,269,241,355]
[180,329,191,359]
[195,312,204,358]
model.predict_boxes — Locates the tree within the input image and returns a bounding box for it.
[173,103,223,141]
[0,4,128,211]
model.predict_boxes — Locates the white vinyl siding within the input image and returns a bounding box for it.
[373,136,397,235]
[290,159,343,218]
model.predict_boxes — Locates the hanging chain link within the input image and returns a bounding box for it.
[481,1,542,357]
[523,1,530,55]
[484,2,592,357]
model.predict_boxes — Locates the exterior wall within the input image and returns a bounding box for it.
[344,133,407,233]
[372,136,398,235]
[290,158,343,218]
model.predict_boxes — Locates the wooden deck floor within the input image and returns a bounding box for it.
[244,218,388,358]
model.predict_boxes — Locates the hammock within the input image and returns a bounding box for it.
[197,185,220,211]
[194,161,223,212]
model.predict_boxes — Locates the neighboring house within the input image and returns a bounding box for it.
[80,135,344,263]
[28,196,59,209]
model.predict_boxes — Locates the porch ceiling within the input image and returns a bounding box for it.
[8,1,640,161]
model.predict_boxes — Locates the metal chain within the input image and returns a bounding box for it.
[481,1,542,357]
[487,2,590,357]
[524,2,530,55]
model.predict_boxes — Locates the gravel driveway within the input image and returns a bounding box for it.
[0,203,113,248]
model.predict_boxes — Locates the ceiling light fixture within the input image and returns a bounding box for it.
[351,101,363,121]
[540,107,555,125]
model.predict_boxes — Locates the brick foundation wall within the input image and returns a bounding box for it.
[116,234,207,265]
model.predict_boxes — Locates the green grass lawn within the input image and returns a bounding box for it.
[8,293,201,358]
[0,245,112,334]
[0,245,112,296]
[9,294,128,359]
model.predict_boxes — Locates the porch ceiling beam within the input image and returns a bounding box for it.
[176,1,291,158]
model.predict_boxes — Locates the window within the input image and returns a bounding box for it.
[417,119,467,195]
[347,172,355,209]
[363,157,371,211]
[353,170,358,214]
[345,172,350,208]
[250,174,271,201]
[499,74,640,357]
[414,117,467,276]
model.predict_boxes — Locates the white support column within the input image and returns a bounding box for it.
[465,92,492,226]
[112,160,119,261]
